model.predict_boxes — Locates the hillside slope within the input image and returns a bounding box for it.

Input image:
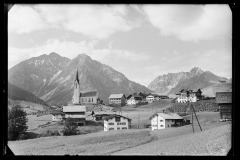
[8,82,50,107]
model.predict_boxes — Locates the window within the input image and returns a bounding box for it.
[160,120,163,122]
[160,125,164,127]
[108,123,114,125]
[92,98,93,102]
[172,120,174,122]
[117,127,120,130]
[122,127,127,130]
[116,117,120,122]
[109,128,114,130]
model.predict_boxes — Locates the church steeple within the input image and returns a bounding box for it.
[75,69,79,84]
[73,68,80,104]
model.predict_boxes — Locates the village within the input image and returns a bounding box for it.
[49,70,232,132]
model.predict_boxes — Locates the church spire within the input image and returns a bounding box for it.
[75,69,79,84]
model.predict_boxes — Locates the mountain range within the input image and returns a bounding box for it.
[8,53,153,106]
[148,67,229,95]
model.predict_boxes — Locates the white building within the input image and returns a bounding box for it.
[149,112,184,130]
[176,89,201,103]
[108,94,126,105]
[50,110,65,122]
[127,95,142,105]
[146,95,155,103]
[103,114,131,131]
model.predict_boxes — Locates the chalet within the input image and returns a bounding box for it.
[176,91,188,103]
[216,92,232,121]
[63,105,86,125]
[50,110,65,121]
[149,112,184,130]
[127,94,142,105]
[103,114,132,131]
[108,94,126,105]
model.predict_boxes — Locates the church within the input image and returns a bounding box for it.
[61,69,99,125]
[72,69,99,105]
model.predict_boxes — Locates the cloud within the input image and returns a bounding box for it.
[9,4,139,39]
[8,39,150,69]
[8,5,48,34]
[142,4,232,42]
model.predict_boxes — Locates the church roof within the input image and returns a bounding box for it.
[81,90,98,97]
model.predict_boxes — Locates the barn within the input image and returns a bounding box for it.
[216,92,232,121]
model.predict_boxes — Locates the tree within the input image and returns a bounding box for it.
[8,105,28,141]
[62,118,78,136]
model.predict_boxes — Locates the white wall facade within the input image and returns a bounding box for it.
[104,117,130,131]
[127,99,140,105]
[151,116,176,130]
[73,81,80,104]
[52,114,63,121]
[151,116,165,130]
[177,96,188,103]
[146,95,154,102]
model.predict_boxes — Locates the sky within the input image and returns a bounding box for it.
[8,4,232,87]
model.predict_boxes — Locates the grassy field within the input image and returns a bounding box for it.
[8,129,155,155]
[8,112,231,155]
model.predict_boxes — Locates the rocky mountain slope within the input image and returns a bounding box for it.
[8,53,153,106]
[148,67,228,95]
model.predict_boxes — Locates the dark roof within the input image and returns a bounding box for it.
[216,92,232,103]
[81,90,98,97]
[51,110,65,115]
[103,114,132,121]
[128,94,142,99]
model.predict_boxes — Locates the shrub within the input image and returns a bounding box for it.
[38,130,60,137]
[62,118,78,136]
[8,105,28,141]
[17,133,28,140]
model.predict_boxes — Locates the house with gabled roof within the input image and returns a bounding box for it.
[149,112,184,130]
[216,92,232,121]
[103,114,131,131]
[50,110,65,121]
[126,94,142,105]
[108,94,126,105]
